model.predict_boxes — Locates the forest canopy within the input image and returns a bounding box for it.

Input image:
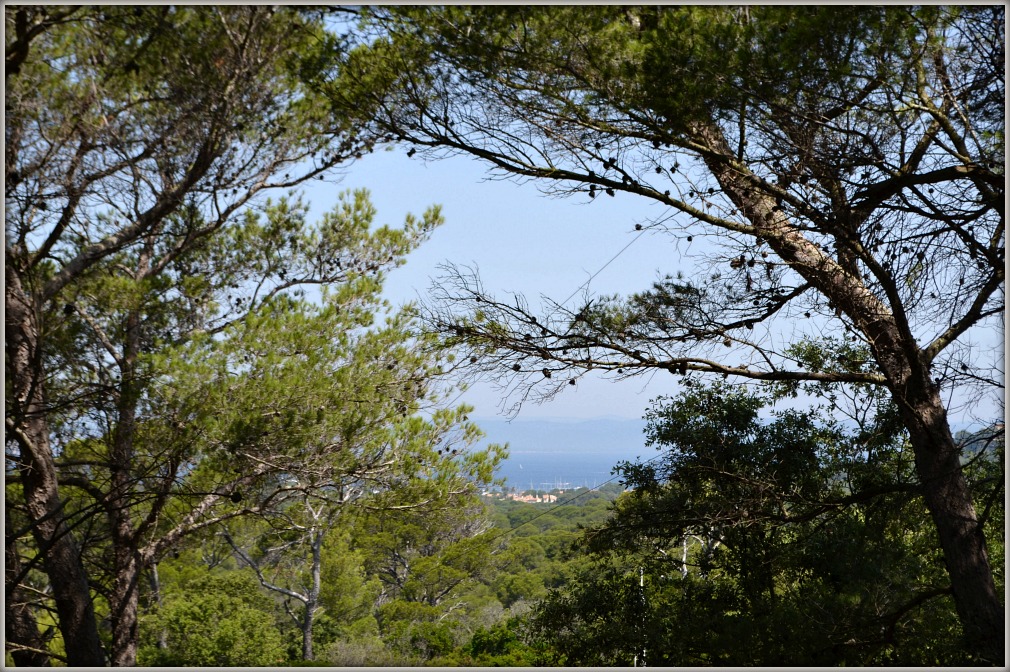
[325,5,1004,663]
[5,6,502,665]
[5,5,1004,666]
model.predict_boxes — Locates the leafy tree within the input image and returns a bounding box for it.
[492,537,549,608]
[4,6,433,664]
[6,185,440,665]
[314,530,383,650]
[525,559,651,666]
[139,571,287,666]
[526,383,1003,665]
[368,599,447,664]
[327,6,1004,659]
[353,493,504,662]
[219,405,504,662]
[359,485,499,607]
[433,618,540,667]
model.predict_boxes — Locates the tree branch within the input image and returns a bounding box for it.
[221,528,309,605]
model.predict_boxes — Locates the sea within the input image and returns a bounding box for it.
[473,417,652,491]
[472,417,997,491]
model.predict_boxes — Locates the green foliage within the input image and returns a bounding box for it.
[6,5,433,663]
[374,600,456,662]
[317,531,383,639]
[526,558,649,666]
[139,571,287,666]
[599,382,838,553]
[433,619,540,666]
[128,388,1001,667]
[128,470,643,665]
[10,5,1003,665]
[524,383,996,665]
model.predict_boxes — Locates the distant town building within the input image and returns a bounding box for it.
[482,490,559,504]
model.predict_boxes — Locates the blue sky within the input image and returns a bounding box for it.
[303,147,692,422]
[301,146,1003,426]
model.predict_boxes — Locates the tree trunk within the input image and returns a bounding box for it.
[693,121,1004,663]
[108,307,144,667]
[302,602,316,662]
[898,377,1004,663]
[6,515,51,666]
[148,562,168,651]
[5,262,106,666]
[108,550,141,666]
[303,530,324,661]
